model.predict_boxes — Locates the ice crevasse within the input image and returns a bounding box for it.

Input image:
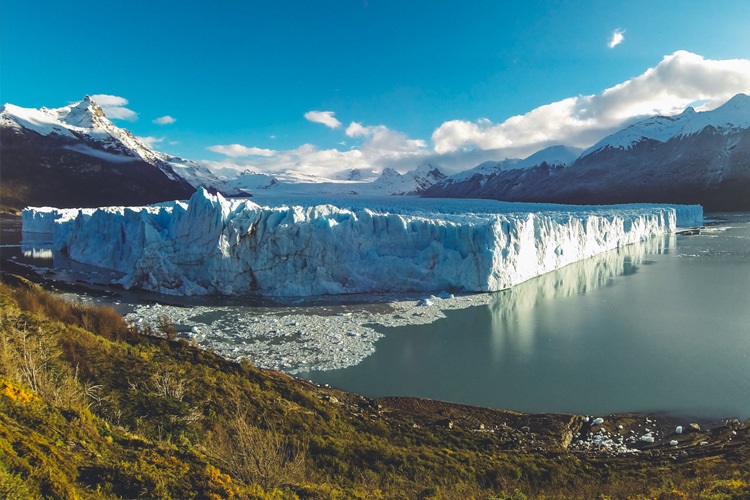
[22,188,704,296]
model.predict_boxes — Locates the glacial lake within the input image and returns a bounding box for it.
[297,213,750,420]
[3,211,750,420]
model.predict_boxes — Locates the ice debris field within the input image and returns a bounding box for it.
[123,234,673,373]
[22,188,703,297]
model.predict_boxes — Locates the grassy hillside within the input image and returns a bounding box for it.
[0,276,748,499]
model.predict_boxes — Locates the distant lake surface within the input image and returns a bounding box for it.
[298,213,750,420]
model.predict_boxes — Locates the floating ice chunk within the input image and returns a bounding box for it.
[640,435,655,443]
[592,417,604,426]
[670,440,679,446]
[675,426,683,434]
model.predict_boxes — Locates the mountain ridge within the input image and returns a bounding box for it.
[3,93,750,209]
[425,94,750,210]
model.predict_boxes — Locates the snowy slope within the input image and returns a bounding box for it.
[582,93,750,156]
[442,145,581,185]
[368,163,447,194]
[23,189,703,297]
[218,163,447,197]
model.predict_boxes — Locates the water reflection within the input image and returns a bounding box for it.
[485,234,674,359]
[21,232,56,264]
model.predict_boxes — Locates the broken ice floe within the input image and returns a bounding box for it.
[125,292,493,373]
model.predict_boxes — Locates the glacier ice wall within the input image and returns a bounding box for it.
[22,189,703,296]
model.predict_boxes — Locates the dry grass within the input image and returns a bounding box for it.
[206,413,309,490]
[5,281,132,342]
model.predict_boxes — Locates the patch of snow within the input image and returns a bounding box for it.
[63,144,140,163]
[582,93,750,156]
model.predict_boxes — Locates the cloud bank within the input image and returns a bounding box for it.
[90,94,138,121]
[207,144,277,157]
[206,51,750,177]
[431,51,750,159]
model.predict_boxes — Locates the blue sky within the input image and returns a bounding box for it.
[2,0,749,176]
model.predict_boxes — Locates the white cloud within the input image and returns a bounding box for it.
[90,94,138,121]
[208,144,277,157]
[304,110,342,129]
[432,51,750,158]
[153,115,176,125]
[608,29,625,49]
[136,136,164,149]
[345,122,427,157]
[200,51,750,179]
[203,121,428,180]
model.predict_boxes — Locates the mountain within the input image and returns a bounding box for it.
[0,96,198,208]
[0,96,448,206]
[369,162,447,195]
[223,162,448,197]
[424,94,750,210]
[431,146,581,198]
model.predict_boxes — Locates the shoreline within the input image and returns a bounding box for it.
[1,250,746,427]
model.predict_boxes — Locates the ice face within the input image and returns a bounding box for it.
[22,188,703,296]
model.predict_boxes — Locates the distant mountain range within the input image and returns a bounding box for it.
[425,94,750,211]
[2,93,749,209]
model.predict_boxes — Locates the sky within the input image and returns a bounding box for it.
[2,0,750,178]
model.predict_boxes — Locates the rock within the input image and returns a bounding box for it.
[435,419,454,429]
[676,229,700,235]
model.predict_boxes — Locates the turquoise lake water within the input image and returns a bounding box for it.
[298,213,750,419]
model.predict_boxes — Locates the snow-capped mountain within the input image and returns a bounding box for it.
[226,163,447,197]
[582,93,750,156]
[425,94,750,210]
[1,96,196,207]
[445,146,582,186]
[369,163,447,195]
[427,145,581,199]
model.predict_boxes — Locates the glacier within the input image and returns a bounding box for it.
[22,188,703,297]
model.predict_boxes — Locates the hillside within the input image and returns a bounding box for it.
[0,275,748,499]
